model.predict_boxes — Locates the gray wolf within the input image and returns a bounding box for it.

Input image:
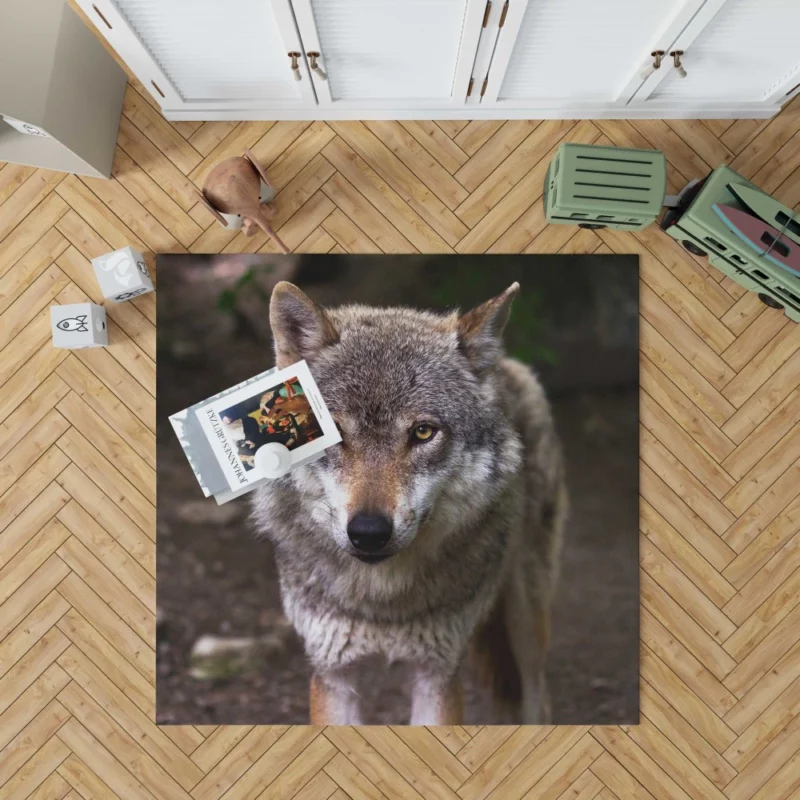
[252,281,566,725]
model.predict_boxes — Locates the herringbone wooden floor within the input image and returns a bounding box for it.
[3,64,800,798]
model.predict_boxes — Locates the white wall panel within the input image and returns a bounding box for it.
[113,0,298,101]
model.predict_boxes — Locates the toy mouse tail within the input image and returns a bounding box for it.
[254,214,290,254]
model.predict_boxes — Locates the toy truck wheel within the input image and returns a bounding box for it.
[682,240,707,257]
[578,223,606,230]
[758,293,784,310]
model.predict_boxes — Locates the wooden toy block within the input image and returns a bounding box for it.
[51,302,107,348]
[92,246,154,302]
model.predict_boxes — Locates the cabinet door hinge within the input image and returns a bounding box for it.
[467,77,475,97]
[482,1,492,27]
[499,0,509,27]
[480,77,488,97]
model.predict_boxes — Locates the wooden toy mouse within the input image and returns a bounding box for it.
[196,148,290,254]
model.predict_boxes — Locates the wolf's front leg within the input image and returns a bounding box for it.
[410,667,463,725]
[310,671,363,725]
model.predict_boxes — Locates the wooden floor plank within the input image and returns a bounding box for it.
[321,170,418,254]
[0,517,72,606]
[0,699,71,790]
[638,679,737,790]
[641,392,736,501]
[457,727,550,800]
[189,726,288,800]
[116,116,201,212]
[55,394,155,504]
[122,85,202,175]
[0,170,65,244]
[364,120,469,210]
[640,356,735,464]
[263,122,335,190]
[58,682,190,800]
[454,121,506,156]
[0,228,69,316]
[1,733,71,800]
[730,98,800,179]
[55,529,154,641]
[0,592,70,682]
[590,726,696,800]
[0,163,36,206]
[211,726,322,800]
[0,193,69,278]
[641,501,736,609]
[0,264,70,346]
[666,119,735,172]
[641,574,738,685]
[56,716,157,800]
[326,126,464,249]
[0,556,71,643]
[641,533,735,643]
[110,147,203,248]
[0,628,71,717]
[322,208,381,253]
[455,119,574,229]
[641,284,736,391]
[187,122,238,158]
[478,122,602,253]
[724,568,800,663]
[57,646,204,791]
[639,644,736,751]
[436,120,470,138]
[723,532,800,624]
[56,572,154,684]
[357,727,461,799]
[400,121,469,174]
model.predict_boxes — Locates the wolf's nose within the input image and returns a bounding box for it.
[347,513,393,552]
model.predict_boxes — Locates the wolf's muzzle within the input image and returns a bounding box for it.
[347,513,393,554]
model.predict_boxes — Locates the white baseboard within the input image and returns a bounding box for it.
[163,104,780,121]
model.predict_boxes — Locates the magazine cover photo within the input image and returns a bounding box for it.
[219,376,321,469]
[193,356,339,492]
[157,253,639,726]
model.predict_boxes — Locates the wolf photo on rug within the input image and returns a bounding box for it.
[156,253,639,727]
[253,280,565,725]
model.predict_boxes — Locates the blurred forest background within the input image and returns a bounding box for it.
[156,254,639,725]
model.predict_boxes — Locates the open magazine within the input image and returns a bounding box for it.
[169,360,341,504]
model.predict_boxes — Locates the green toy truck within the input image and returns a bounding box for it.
[660,165,800,323]
[543,143,667,232]
[544,142,800,322]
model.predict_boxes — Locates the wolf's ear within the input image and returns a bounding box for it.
[270,282,338,368]
[457,282,519,372]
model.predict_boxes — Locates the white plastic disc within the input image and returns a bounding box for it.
[254,442,292,480]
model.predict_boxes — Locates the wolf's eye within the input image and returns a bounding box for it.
[411,423,437,443]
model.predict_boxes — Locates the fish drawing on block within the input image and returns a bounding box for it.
[57,315,89,332]
[713,204,800,277]
[727,183,800,246]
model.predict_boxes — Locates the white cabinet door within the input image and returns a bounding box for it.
[480,0,708,110]
[631,0,800,109]
[75,0,316,112]
[289,0,487,108]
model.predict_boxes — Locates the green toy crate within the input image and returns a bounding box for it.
[660,164,800,322]
[544,143,667,231]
